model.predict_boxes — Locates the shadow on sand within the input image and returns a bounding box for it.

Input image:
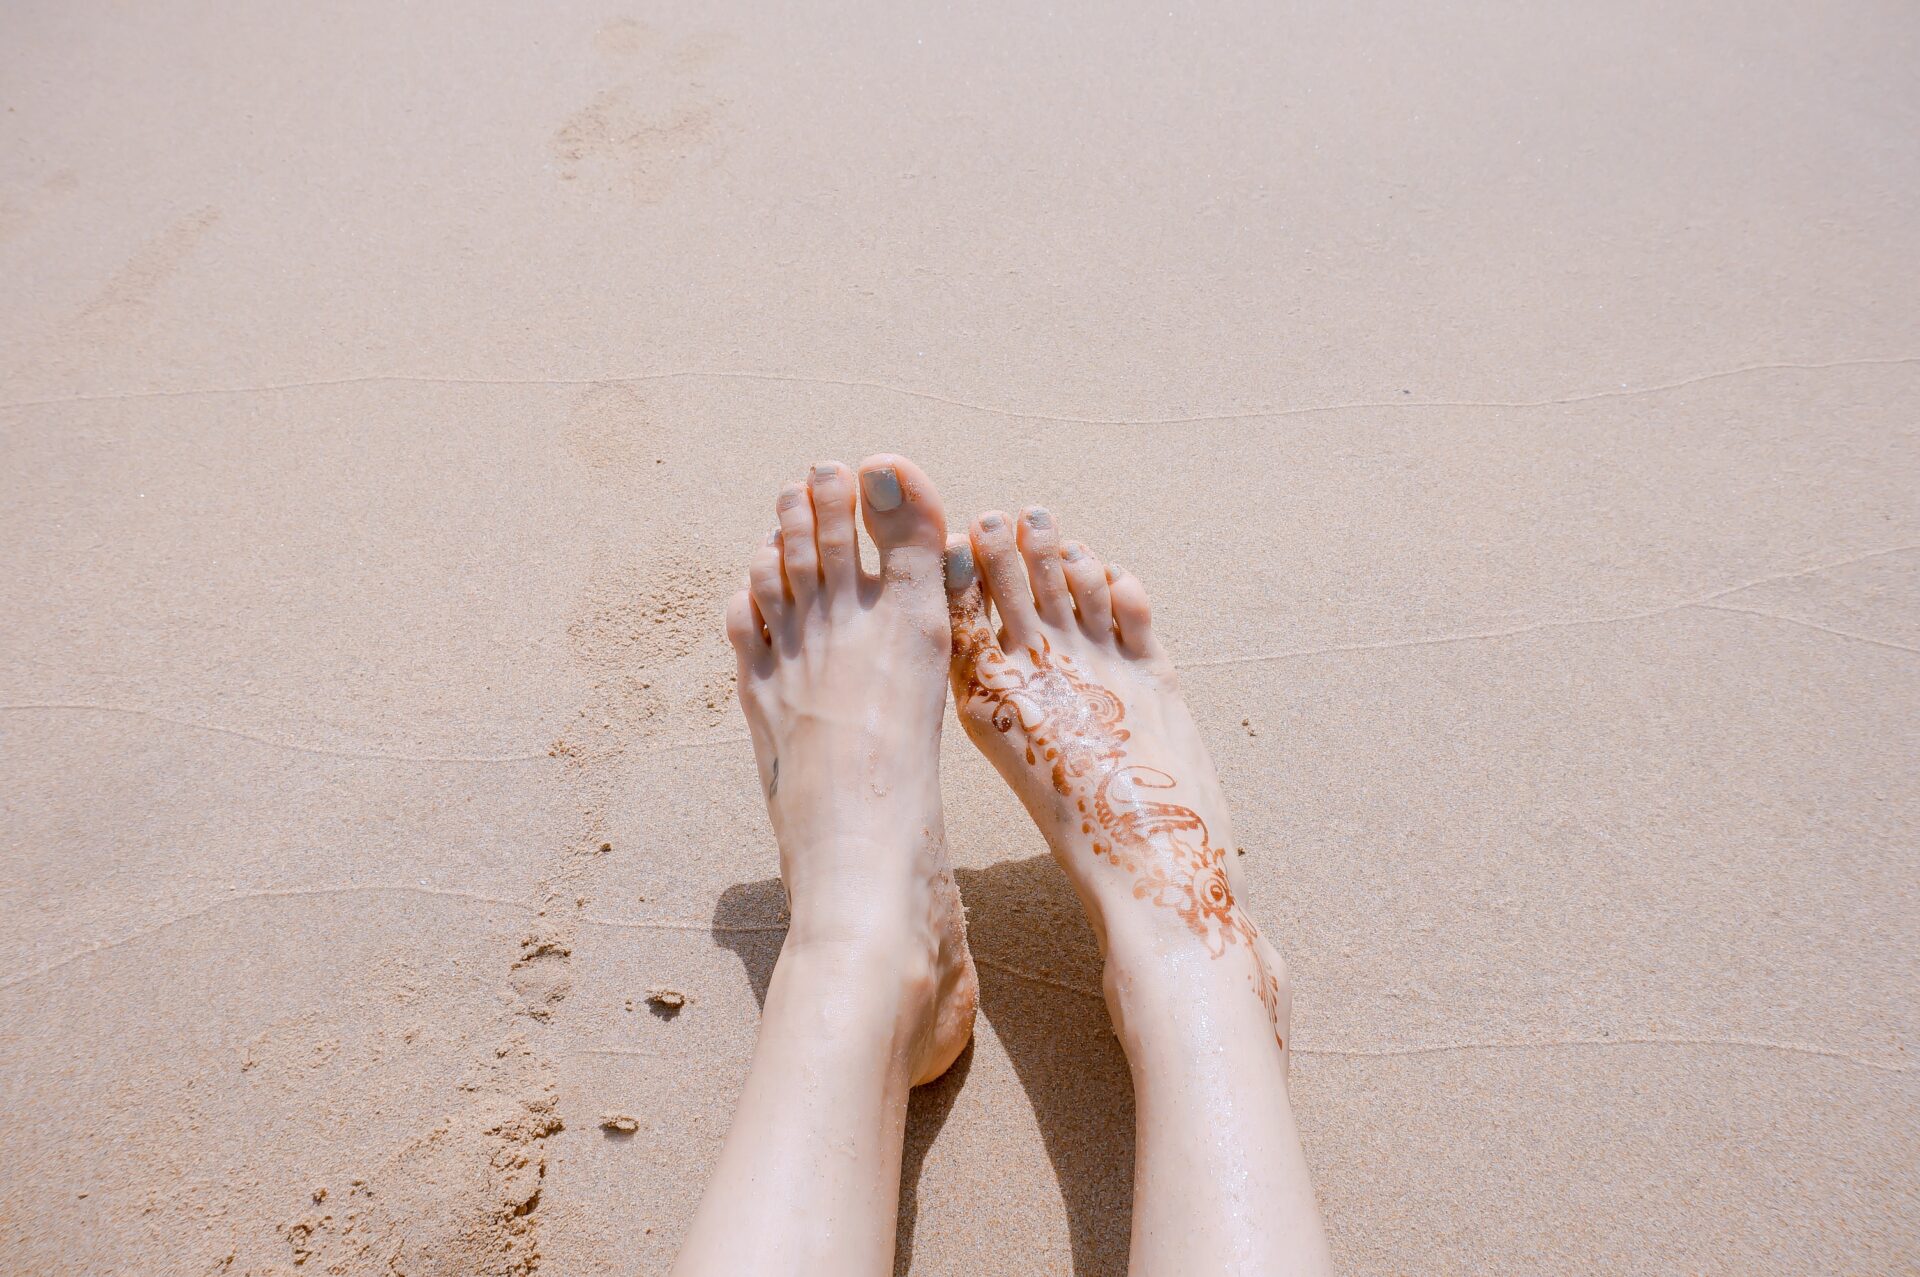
[713,852,1132,1275]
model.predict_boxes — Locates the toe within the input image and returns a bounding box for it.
[725,589,765,658]
[807,461,862,595]
[1061,540,1113,637]
[748,530,787,630]
[971,511,1039,647]
[857,453,946,587]
[1107,563,1156,657]
[1016,507,1072,625]
[775,481,819,600]
[945,537,1009,705]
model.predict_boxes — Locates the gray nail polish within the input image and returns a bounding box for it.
[1027,508,1052,529]
[944,545,975,590]
[1062,543,1084,560]
[766,528,782,546]
[980,513,1005,530]
[811,463,838,483]
[861,467,903,512]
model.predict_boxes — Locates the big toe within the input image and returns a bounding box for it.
[858,453,947,587]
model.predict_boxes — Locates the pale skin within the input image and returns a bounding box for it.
[673,454,1332,1276]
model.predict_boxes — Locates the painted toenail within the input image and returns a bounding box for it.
[1062,543,1084,560]
[861,467,903,511]
[1027,509,1052,529]
[811,463,838,483]
[944,545,975,590]
[980,513,1005,530]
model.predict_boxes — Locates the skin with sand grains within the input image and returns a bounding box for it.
[947,602,1287,1047]
[687,464,1329,1277]
[940,505,1330,1273]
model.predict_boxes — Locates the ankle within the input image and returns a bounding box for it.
[748,944,923,1109]
[1099,919,1286,1051]
[773,930,939,1019]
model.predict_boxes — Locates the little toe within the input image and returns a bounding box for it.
[775,481,819,601]
[807,461,862,595]
[725,589,767,664]
[1061,541,1114,638]
[1016,507,1072,625]
[971,511,1040,646]
[857,453,947,588]
[748,530,788,631]
[1107,563,1157,657]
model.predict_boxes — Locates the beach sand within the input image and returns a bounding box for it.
[2,1,1916,1272]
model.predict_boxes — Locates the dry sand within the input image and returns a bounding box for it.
[2,1,1916,1272]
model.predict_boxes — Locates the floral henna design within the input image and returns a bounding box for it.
[953,604,1287,1048]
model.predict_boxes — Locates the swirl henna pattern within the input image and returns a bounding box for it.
[953,608,1287,1049]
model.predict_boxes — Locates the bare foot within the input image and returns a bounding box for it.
[724,455,976,1085]
[944,508,1289,1055]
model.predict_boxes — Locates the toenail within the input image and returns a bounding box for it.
[980,513,1004,531]
[860,466,903,512]
[811,463,839,483]
[766,528,781,546]
[1027,508,1052,529]
[944,545,975,590]
[1062,543,1084,560]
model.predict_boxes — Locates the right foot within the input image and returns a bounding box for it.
[724,455,977,1086]
[944,508,1290,1054]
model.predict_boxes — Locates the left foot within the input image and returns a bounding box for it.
[943,507,1290,1056]
[723,455,977,1085]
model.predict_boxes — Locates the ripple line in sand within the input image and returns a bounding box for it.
[1176,543,1920,671]
[0,885,775,992]
[973,961,1907,1073]
[0,355,1913,423]
[16,901,1903,1073]
[1300,1034,1909,1073]
[0,884,535,991]
[580,914,787,935]
[0,701,550,763]
[565,1047,674,1061]
[973,956,1108,1000]
[0,701,752,764]
[8,549,1913,757]
[1692,605,1920,655]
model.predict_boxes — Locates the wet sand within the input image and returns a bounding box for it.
[2,1,1916,1272]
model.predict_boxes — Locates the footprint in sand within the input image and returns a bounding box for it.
[552,19,733,204]
[0,168,79,247]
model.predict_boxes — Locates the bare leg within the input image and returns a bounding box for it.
[946,508,1333,1277]
[673,456,977,1277]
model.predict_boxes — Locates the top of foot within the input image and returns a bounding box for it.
[724,454,976,1085]
[945,506,1288,1047]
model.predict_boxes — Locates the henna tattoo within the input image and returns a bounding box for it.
[952,605,1286,1048]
